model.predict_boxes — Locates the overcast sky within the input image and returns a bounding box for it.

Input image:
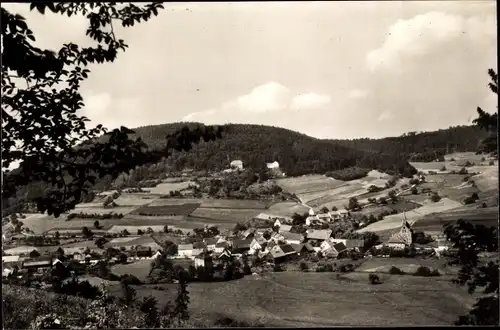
[3,1,497,139]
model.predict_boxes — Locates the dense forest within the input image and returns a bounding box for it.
[332,125,489,162]
[128,123,416,177]
[3,123,488,216]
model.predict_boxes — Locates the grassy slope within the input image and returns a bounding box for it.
[117,271,473,327]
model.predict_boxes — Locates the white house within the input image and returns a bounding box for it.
[306,229,333,241]
[203,238,218,252]
[266,161,280,169]
[308,208,316,216]
[331,209,350,221]
[270,232,285,244]
[306,215,323,226]
[317,213,332,222]
[214,241,230,254]
[230,160,244,170]
[274,219,282,227]
[178,244,194,258]
[249,236,268,255]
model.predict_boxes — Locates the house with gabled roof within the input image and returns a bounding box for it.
[217,248,232,262]
[214,241,230,254]
[321,239,348,258]
[306,229,333,241]
[268,244,298,262]
[290,242,314,255]
[328,238,365,251]
[22,256,53,270]
[255,227,273,236]
[249,236,268,255]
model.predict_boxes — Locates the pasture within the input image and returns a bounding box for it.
[69,206,137,216]
[125,272,473,326]
[149,198,270,209]
[266,202,311,217]
[111,259,153,282]
[358,198,462,233]
[411,207,499,232]
[276,175,346,195]
[189,208,262,223]
[113,195,158,206]
[470,166,498,192]
[148,181,196,194]
[355,257,458,276]
[131,203,201,216]
[14,213,67,234]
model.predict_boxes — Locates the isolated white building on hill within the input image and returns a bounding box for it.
[266,161,280,169]
[230,160,244,170]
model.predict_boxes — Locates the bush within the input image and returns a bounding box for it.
[299,262,309,272]
[489,161,495,165]
[272,264,283,272]
[369,273,380,284]
[413,266,440,277]
[388,266,405,275]
[431,193,441,203]
[458,167,468,175]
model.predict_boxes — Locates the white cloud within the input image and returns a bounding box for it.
[182,82,331,123]
[232,82,291,113]
[290,93,331,110]
[377,111,394,122]
[366,11,495,72]
[348,89,369,99]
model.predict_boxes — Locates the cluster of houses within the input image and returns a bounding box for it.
[175,224,366,267]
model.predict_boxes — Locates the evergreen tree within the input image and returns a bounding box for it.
[172,270,190,325]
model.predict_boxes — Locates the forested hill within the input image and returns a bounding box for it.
[331,125,488,162]
[129,123,416,177]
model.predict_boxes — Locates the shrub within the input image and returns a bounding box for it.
[369,273,380,284]
[272,264,283,272]
[463,196,476,205]
[458,167,468,175]
[440,165,447,171]
[299,262,309,272]
[388,266,405,275]
[413,266,440,277]
[489,161,495,165]
[431,193,441,203]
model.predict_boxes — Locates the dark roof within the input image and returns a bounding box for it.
[193,241,207,249]
[204,238,218,245]
[233,239,252,249]
[279,244,296,254]
[215,241,229,248]
[333,242,347,252]
[290,244,305,253]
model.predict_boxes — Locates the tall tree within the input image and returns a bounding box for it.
[444,219,498,325]
[172,270,190,325]
[473,69,498,154]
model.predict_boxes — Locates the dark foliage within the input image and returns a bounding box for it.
[369,273,381,284]
[413,266,440,277]
[444,219,499,325]
[388,266,405,275]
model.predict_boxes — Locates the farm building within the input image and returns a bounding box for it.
[217,249,232,262]
[306,229,333,242]
[317,213,333,222]
[22,257,53,270]
[290,243,314,255]
[329,238,365,251]
[249,236,268,255]
[230,160,244,170]
[268,244,297,262]
[320,240,348,258]
[306,215,325,226]
[4,246,40,257]
[2,255,21,264]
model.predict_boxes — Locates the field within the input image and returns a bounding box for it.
[470,166,499,192]
[354,200,422,218]
[189,208,262,223]
[276,175,346,195]
[148,181,196,194]
[266,202,311,217]
[149,198,270,209]
[113,195,158,206]
[358,198,462,233]
[131,203,201,216]
[111,259,153,281]
[119,271,473,326]
[69,206,137,216]
[11,213,67,234]
[354,257,458,275]
[411,207,499,232]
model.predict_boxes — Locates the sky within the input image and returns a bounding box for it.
[3,1,498,139]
